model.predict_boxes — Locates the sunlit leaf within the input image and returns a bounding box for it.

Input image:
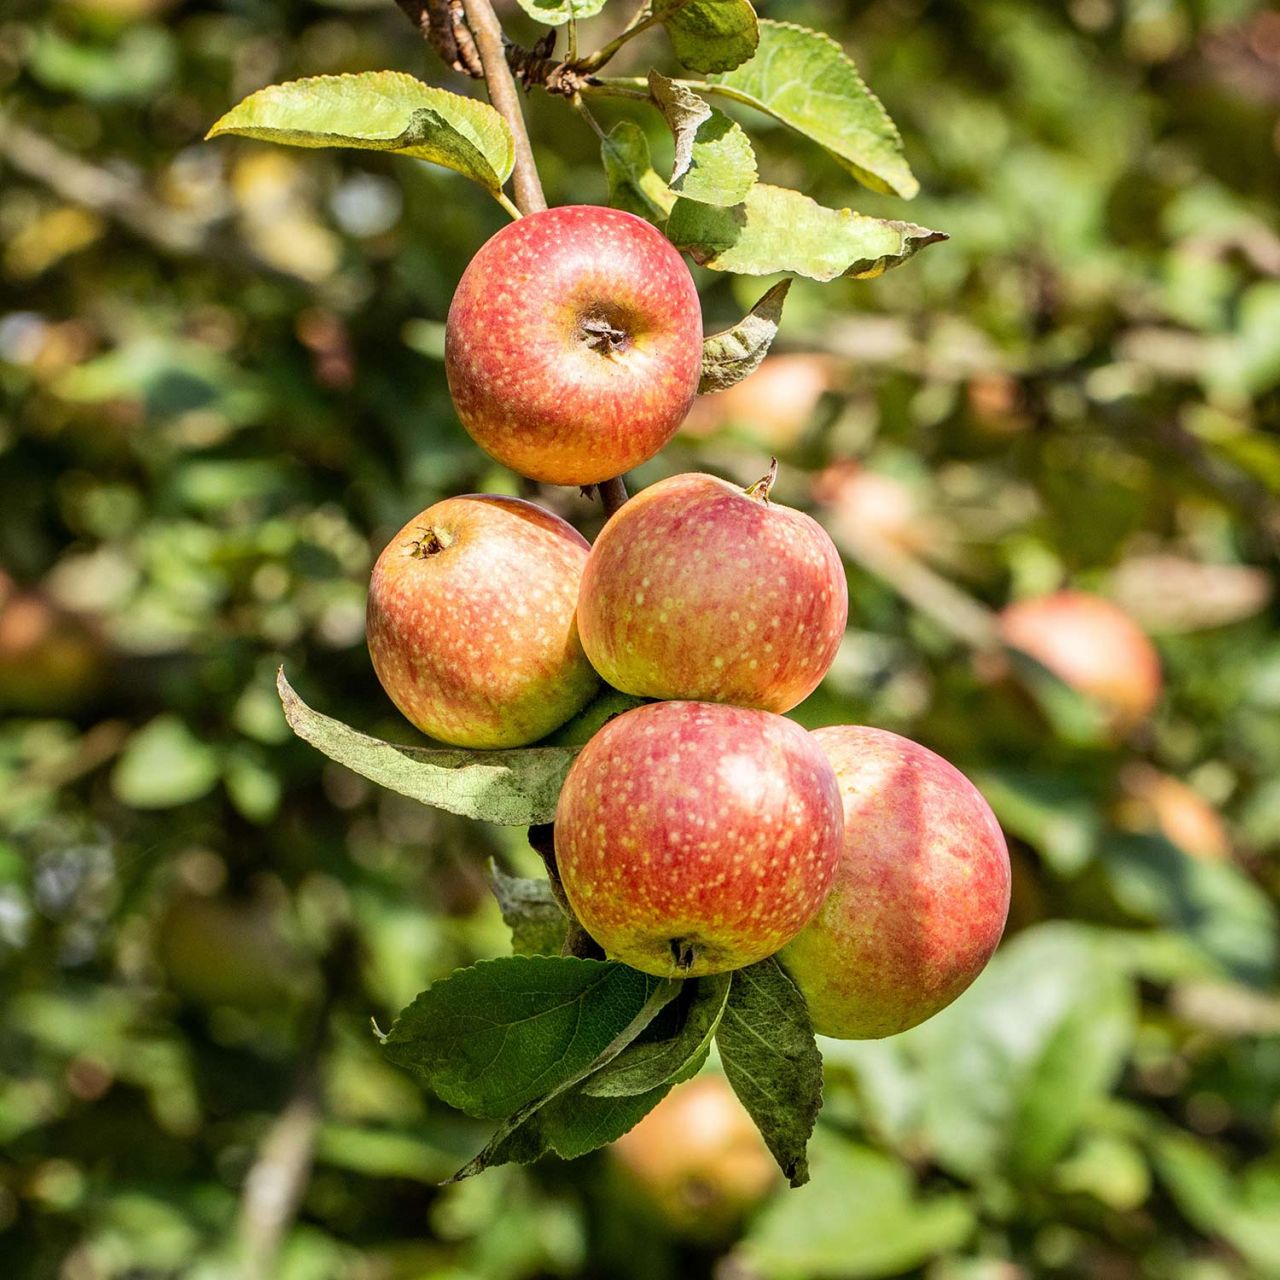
[207,72,514,195]
[668,183,946,281]
[277,669,576,825]
[709,20,918,198]
[514,0,609,22]
[648,70,756,207]
[655,0,759,73]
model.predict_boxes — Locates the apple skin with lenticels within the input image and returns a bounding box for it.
[445,205,703,486]
[366,494,599,748]
[554,700,844,978]
[781,726,1011,1039]
[576,469,848,713]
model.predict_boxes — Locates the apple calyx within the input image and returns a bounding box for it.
[669,937,699,973]
[404,526,454,558]
[578,307,633,357]
[744,457,779,505]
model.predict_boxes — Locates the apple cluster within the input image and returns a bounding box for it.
[366,205,1011,1039]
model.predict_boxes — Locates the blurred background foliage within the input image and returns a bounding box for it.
[2,0,1280,1276]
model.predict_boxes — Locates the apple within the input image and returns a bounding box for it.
[0,572,106,714]
[680,353,837,449]
[366,494,600,748]
[1116,762,1231,862]
[158,893,311,1009]
[555,700,843,977]
[999,590,1161,733]
[576,469,848,713]
[609,1074,777,1239]
[445,205,703,486]
[781,726,1010,1040]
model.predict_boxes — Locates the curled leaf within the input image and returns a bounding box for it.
[648,70,756,207]
[698,279,791,393]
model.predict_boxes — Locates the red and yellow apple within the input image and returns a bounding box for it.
[577,470,848,713]
[999,590,1161,733]
[445,205,703,486]
[366,495,599,748]
[781,726,1011,1039]
[555,701,843,977]
[609,1074,777,1239]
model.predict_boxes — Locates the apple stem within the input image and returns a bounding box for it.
[460,0,547,216]
[744,457,779,504]
[597,476,629,518]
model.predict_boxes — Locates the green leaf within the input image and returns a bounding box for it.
[1099,833,1279,987]
[648,71,756,207]
[514,0,609,23]
[655,0,759,73]
[716,958,822,1187]
[584,972,731,1096]
[698,280,791,394]
[487,863,567,957]
[449,975,681,1179]
[600,122,676,222]
[975,767,1101,876]
[277,669,576,826]
[383,955,674,1120]
[206,72,514,196]
[708,20,918,198]
[667,184,946,281]
[111,715,221,810]
[738,1133,975,1279]
[1151,1130,1280,1276]
[479,1079,677,1172]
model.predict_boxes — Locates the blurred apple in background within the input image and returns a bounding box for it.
[609,1074,777,1240]
[1115,762,1232,861]
[998,590,1162,734]
[157,889,313,1009]
[0,570,108,714]
[813,461,938,559]
[681,354,839,451]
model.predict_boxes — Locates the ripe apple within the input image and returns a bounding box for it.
[555,700,843,977]
[999,590,1161,733]
[366,495,599,748]
[445,205,703,486]
[1116,762,1231,862]
[609,1074,777,1239]
[576,469,848,713]
[781,726,1011,1039]
[680,353,837,449]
